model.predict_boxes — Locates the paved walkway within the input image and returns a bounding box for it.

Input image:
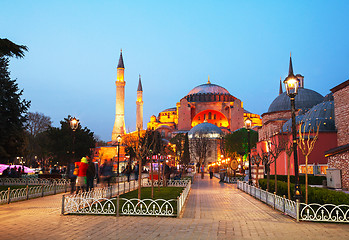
[0,175,348,240]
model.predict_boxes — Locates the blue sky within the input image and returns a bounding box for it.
[2,0,349,141]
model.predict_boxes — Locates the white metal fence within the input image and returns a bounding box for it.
[0,177,70,186]
[0,181,70,204]
[237,180,349,223]
[62,179,191,217]
[213,173,244,183]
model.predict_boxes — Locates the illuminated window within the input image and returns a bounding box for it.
[204,114,206,120]
[208,112,212,119]
[214,114,216,120]
[198,116,201,120]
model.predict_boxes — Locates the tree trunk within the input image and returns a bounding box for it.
[138,158,142,200]
[157,158,160,191]
[267,164,270,192]
[151,160,154,199]
[287,155,291,200]
[274,160,277,193]
[255,165,259,187]
[305,156,308,204]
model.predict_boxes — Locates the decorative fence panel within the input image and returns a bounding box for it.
[62,179,191,217]
[0,178,70,186]
[0,182,70,204]
[237,180,349,223]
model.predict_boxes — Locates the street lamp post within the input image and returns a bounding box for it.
[245,117,252,185]
[283,61,301,200]
[69,117,79,162]
[117,135,121,177]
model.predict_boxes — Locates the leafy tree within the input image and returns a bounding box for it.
[44,116,96,166]
[0,57,30,163]
[182,133,190,167]
[225,128,258,162]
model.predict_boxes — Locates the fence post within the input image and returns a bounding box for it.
[7,187,10,204]
[116,194,119,217]
[110,185,113,198]
[54,181,57,195]
[283,195,286,214]
[296,199,300,222]
[61,195,65,215]
[41,184,44,197]
[266,190,268,205]
[64,181,67,193]
[273,192,276,209]
[26,185,29,200]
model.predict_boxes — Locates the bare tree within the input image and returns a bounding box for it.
[123,129,158,199]
[26,112,52,137]
[252,151,268,187]
[189,133,210,178]
[297,123,320,204]
[268,133,287,193]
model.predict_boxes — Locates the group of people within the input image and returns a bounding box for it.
[1,166,24,178]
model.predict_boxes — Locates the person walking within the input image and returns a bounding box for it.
[86,156,96,191]
[125,162,132,182]
[209,165,213,179]
[134,163,139,181]
[75,157,88,194]
[66,160,77,194]
[100,159,113,187]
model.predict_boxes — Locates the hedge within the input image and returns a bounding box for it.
[265,175,326,185]
[258,179,349,205]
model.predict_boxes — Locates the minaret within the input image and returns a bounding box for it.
[279,77,283,95]
[136,74,143,130]
[112,49,126,141]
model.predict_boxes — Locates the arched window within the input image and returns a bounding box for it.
[208,112,212,119]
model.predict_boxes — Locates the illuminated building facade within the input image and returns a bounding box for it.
[147,77,262,139]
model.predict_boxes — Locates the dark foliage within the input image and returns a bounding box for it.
[0,57,30,163]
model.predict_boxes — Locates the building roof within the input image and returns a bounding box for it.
[161,107,177,112]
[268,88,323,113]
[188,122,223,139]
[187,83,230,95]
[331,79,349,93]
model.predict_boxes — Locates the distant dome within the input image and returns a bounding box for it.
[161,107,176,112]
[268,88,323,113]
[188,122,223,139]
[150,115,157,122]
[188,83,230,95]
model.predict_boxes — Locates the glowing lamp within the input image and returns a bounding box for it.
[284,75,299,97]
[245,117,252,129]
[69,117,79,131]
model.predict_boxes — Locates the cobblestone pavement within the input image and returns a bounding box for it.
[0,175,348,240]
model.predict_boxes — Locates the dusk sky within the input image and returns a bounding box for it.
[2,0,349,141]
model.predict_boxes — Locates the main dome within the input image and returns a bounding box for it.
[268,88,323,113]
[187,83,230,95]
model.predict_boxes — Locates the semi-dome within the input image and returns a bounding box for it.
[188,122,223,139]
[268,88,323,113]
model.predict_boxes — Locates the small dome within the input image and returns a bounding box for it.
[268,88,323,113]
[188,122,223,139]
[282,115,304,132]
[187,83,230,95]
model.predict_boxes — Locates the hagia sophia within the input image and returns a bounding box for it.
[93,50,349,190]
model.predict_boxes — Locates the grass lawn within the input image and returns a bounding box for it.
[119,187,184,200]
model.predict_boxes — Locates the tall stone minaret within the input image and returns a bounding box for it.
[112,50,126,141]
[136,74,143,130]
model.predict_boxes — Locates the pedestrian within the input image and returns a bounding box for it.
[201,165,205,179]
[66,160,77,194]
[86,156,96,191]
[134,163,139,181]
[125,162,132,182]
[75,157,88,194]
[100,159,113,187]
[164,162,170,186]
[209,165,213,179]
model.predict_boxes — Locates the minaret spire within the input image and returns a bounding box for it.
[289,52,294,76]
[279,77,283,95]
[112,49,126,141]
[207,75,211,84]
[136,74,144,130]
